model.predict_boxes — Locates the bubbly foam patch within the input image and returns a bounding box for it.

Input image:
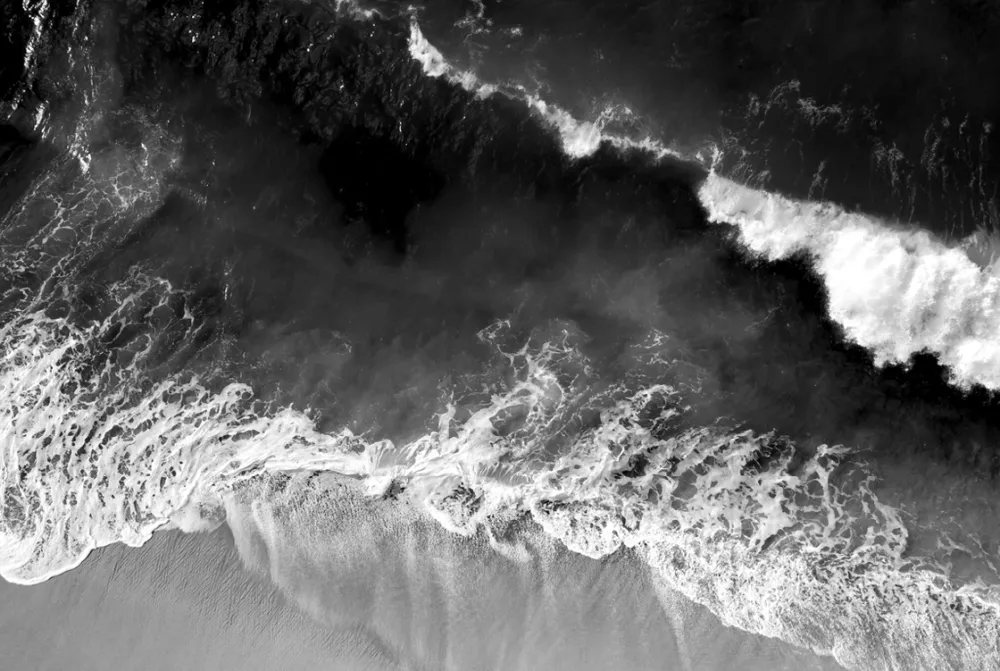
[210,317,1000,671]
[697,172,1000,391]
[2,149,998,670]
[385,323,1000,670]
[0,112,380,583]
[0,301,380,584]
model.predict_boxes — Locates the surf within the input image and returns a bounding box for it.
[2,2,1000,670]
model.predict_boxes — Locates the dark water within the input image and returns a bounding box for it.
[2,0,1000,669]
[412,0,1000,236]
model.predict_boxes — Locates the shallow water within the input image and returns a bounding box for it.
[0,487,846,671]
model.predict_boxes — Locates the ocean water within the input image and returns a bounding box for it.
[3,0,1000,669]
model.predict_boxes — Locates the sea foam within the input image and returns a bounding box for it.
[396,16,1000,670]
[697,172,1000,391]
[3,265,996,670]
[406,10,1000,395]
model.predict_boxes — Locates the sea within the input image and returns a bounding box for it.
[2,0,1000,669]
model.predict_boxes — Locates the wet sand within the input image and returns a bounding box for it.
[0,516,846,671]
[0,529,397,671]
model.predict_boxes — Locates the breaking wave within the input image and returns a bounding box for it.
[405,15,1000,395]
[697,173,1000,392]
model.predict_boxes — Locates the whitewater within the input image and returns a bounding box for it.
[407,17,1000,393]
[3,3,1000,671]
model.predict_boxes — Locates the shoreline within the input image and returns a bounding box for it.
[0,494,846,671]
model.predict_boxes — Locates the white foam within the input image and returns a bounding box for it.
[0,121,379,584]
[2,238,998,668]
[404,13,1000,395]
[229,323,1000,670]
[20,0,50,79]
[396,24,1000,667]
[523,96,603,159]
[407,19,495,98]
[698,172,1000,390]
[405,16,684,162]
[0,306,380,584]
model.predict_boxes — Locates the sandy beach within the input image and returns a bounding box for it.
[0,528,397,671]
[0,479,847,671]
